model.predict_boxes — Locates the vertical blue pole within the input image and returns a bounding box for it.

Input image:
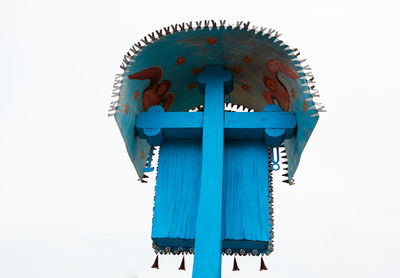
[193,66,232,278]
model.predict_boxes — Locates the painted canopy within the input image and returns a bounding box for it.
[109,21,323,182]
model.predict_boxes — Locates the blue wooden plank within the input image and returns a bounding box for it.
[136,111,203,129]
[152,140,202,245]
[224,111,296,129]
[223,140,269,252]
[193,66,232,278]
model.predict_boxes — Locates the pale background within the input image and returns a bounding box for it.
[1,0,399,277]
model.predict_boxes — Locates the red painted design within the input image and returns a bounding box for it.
[303,100,307,111]
[128,66,175,112]
[207,36,217,45]
[134,90,139,100]
[241,84,249,91]
[262,60,299,111]
[141,150,145,159]
[233,67,241,74]
[291,89,295,99]
[176,57,186,65]
[192,67,201,75]
[188,82,196,89]
[124,104,129,115]
[243,56,252,64]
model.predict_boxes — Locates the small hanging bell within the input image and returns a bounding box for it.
[151,255,159,269]
[178,256,186,271]
[232,256,240,271]
[260,257,268,271]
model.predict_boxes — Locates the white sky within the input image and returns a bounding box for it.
[1,0,399,277]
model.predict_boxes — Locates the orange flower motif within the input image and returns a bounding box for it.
[188,82,196,89]
[241,84,249,91]
[134,90,139,100]
[303,100,307,111]
[233,67,241,74]
[141,150,145,159]
[243,56,252,64]
[192,67,201,75]
[288,152,291,161]
[291,89,295,98]
[207,36,217,45]
[176,57,186,65]
[124,104,129,115]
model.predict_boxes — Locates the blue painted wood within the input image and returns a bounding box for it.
[143,128,164,146]
[152,140,202,245]
[137,111,203,129]
[222,140,270,250]
[151,139,272,255]
[262,104,294,146]
[193,66,232,278]
[224,111,296,129]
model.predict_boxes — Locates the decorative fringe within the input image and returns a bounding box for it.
[109,20,324,118]
[232,256,240,271]
[178,256,186,271]
[260,257,268,271]
[151,255,159,269]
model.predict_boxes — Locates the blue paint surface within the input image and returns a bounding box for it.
[192,66,228,278]
[152,139,271,254]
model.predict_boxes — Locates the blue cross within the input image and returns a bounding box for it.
[136,66,296,278]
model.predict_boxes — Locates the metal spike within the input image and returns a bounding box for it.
[282,173,288,177]
[163,26,171,34]
[273,31,282,42]
[204,20,210,27]
[120,64,126,70]
[317,106,326,112]
[148,32,156,41]
[134,42,142,49]
[186,21,193,30]
[156,29,163,38]
[171,24,178,32]
[211,20,217,27]
[259,26,267,34]
[143,174,149,179]
[219,20,226,27]
[195,21,202,29]
[282,180,289,183]
[282,161,288,165]
[267,28,275,36]
[236,21,243,28]
[282,155,287,159]
[310,112,319,117]
[179,23,185,31]
[243,21,250,30]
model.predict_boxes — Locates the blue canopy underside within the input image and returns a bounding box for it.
[115,27,318,181]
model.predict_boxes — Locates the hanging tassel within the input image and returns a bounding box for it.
[151,255,159,269]
[178,256,186,271]
[260,257,268,271]
[232,256,240,271]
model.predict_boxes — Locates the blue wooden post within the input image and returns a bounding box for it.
[192,66,232,278]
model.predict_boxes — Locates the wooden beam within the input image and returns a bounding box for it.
[192,66,232,278]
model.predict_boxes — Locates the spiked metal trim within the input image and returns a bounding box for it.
[108,20,325,117]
